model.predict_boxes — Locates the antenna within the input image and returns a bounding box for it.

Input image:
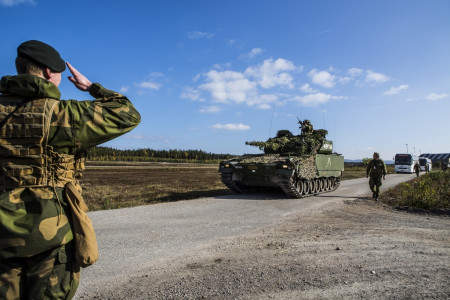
[268,106,275,139]
[298,108,303,135]
[333,118,336,151]
[322,107,326,130]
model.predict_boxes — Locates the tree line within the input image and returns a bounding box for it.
[86,146,235,163]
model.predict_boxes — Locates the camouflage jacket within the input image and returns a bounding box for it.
[366,159,387,178]
[0,74,141,259]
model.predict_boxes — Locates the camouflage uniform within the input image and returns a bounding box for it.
[0,74,140,299]
[300,119,313,135]
[414,162,420,177]
[366,157,387,199]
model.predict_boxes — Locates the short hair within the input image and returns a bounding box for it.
[373,152,380,158]
[15,55,45,75]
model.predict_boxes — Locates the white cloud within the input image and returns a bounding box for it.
[365,70,390,84]
[257,103,272,110]
[211,62,232,70]
[119,86,129,93]
[181,86,204,102]
[0,0,35,7]
[426,93,448,101]
[384,84,409,95]
[212,123,250,131]
[187,60,397,112]
[347,68,363,76]
[245,58,298,89]
[245,94,279,109]
[300,83,317,93]
[248,48,263,58]
[240,48,264,60]
[308,69,336,88]
[187,31,215,39]
[199,70,257,104]
[294,93,344,106]
[136,81,161,90]
[199,105,221,113]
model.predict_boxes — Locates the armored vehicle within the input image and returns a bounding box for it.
[218,120,344,198]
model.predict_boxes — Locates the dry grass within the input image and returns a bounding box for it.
[80,162,231,211]
[80,162,389,211]
[341,164,395,180]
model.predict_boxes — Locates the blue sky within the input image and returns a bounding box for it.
[1,0,449,160]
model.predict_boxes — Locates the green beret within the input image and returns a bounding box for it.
[17,40,66,73]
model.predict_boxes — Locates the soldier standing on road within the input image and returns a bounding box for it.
[414,162,420,177]
[366,152,387,201]
[0,40,141,299]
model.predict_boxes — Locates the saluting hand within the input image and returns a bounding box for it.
[67,62,92,91]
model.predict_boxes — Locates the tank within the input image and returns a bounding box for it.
[218,119,344,198]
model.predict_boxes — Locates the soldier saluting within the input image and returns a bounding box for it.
[0,40,140,299]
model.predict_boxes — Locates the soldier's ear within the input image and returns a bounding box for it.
[43,67,52,80]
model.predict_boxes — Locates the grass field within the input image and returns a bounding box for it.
[80,162,230,210]
[80,162,391,211]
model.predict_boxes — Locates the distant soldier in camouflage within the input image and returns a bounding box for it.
[414,162,420,177]
[366,152,387,201]
[0,40,141,299]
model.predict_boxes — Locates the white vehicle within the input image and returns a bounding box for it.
[419,157,432,172]
[394,153,419,173]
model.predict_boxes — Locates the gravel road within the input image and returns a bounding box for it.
[74,174,450,299]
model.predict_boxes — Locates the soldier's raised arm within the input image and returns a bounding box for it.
[48,81,141,152]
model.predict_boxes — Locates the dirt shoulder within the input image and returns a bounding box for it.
[89,199,450,299]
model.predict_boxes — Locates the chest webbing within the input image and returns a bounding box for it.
[0,96,84,189]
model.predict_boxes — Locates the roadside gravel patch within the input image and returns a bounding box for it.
[82,199,450,299]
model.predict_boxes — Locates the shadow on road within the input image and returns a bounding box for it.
[145,189,232,203]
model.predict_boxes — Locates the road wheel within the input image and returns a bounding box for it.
[295,178,304,195]
[303,180,310,195]
[327,178,333,190]
[322,178,329,191]
[319,178,325,192]
[310,179,317,194]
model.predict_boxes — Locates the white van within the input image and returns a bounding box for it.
[419,157,432,172]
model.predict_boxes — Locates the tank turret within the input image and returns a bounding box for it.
[245,119,328,155]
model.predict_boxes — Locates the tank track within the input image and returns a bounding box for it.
[220,172,246,194]
[277,174,340,198]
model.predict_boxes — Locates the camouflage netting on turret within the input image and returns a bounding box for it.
[246,129,328,156]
